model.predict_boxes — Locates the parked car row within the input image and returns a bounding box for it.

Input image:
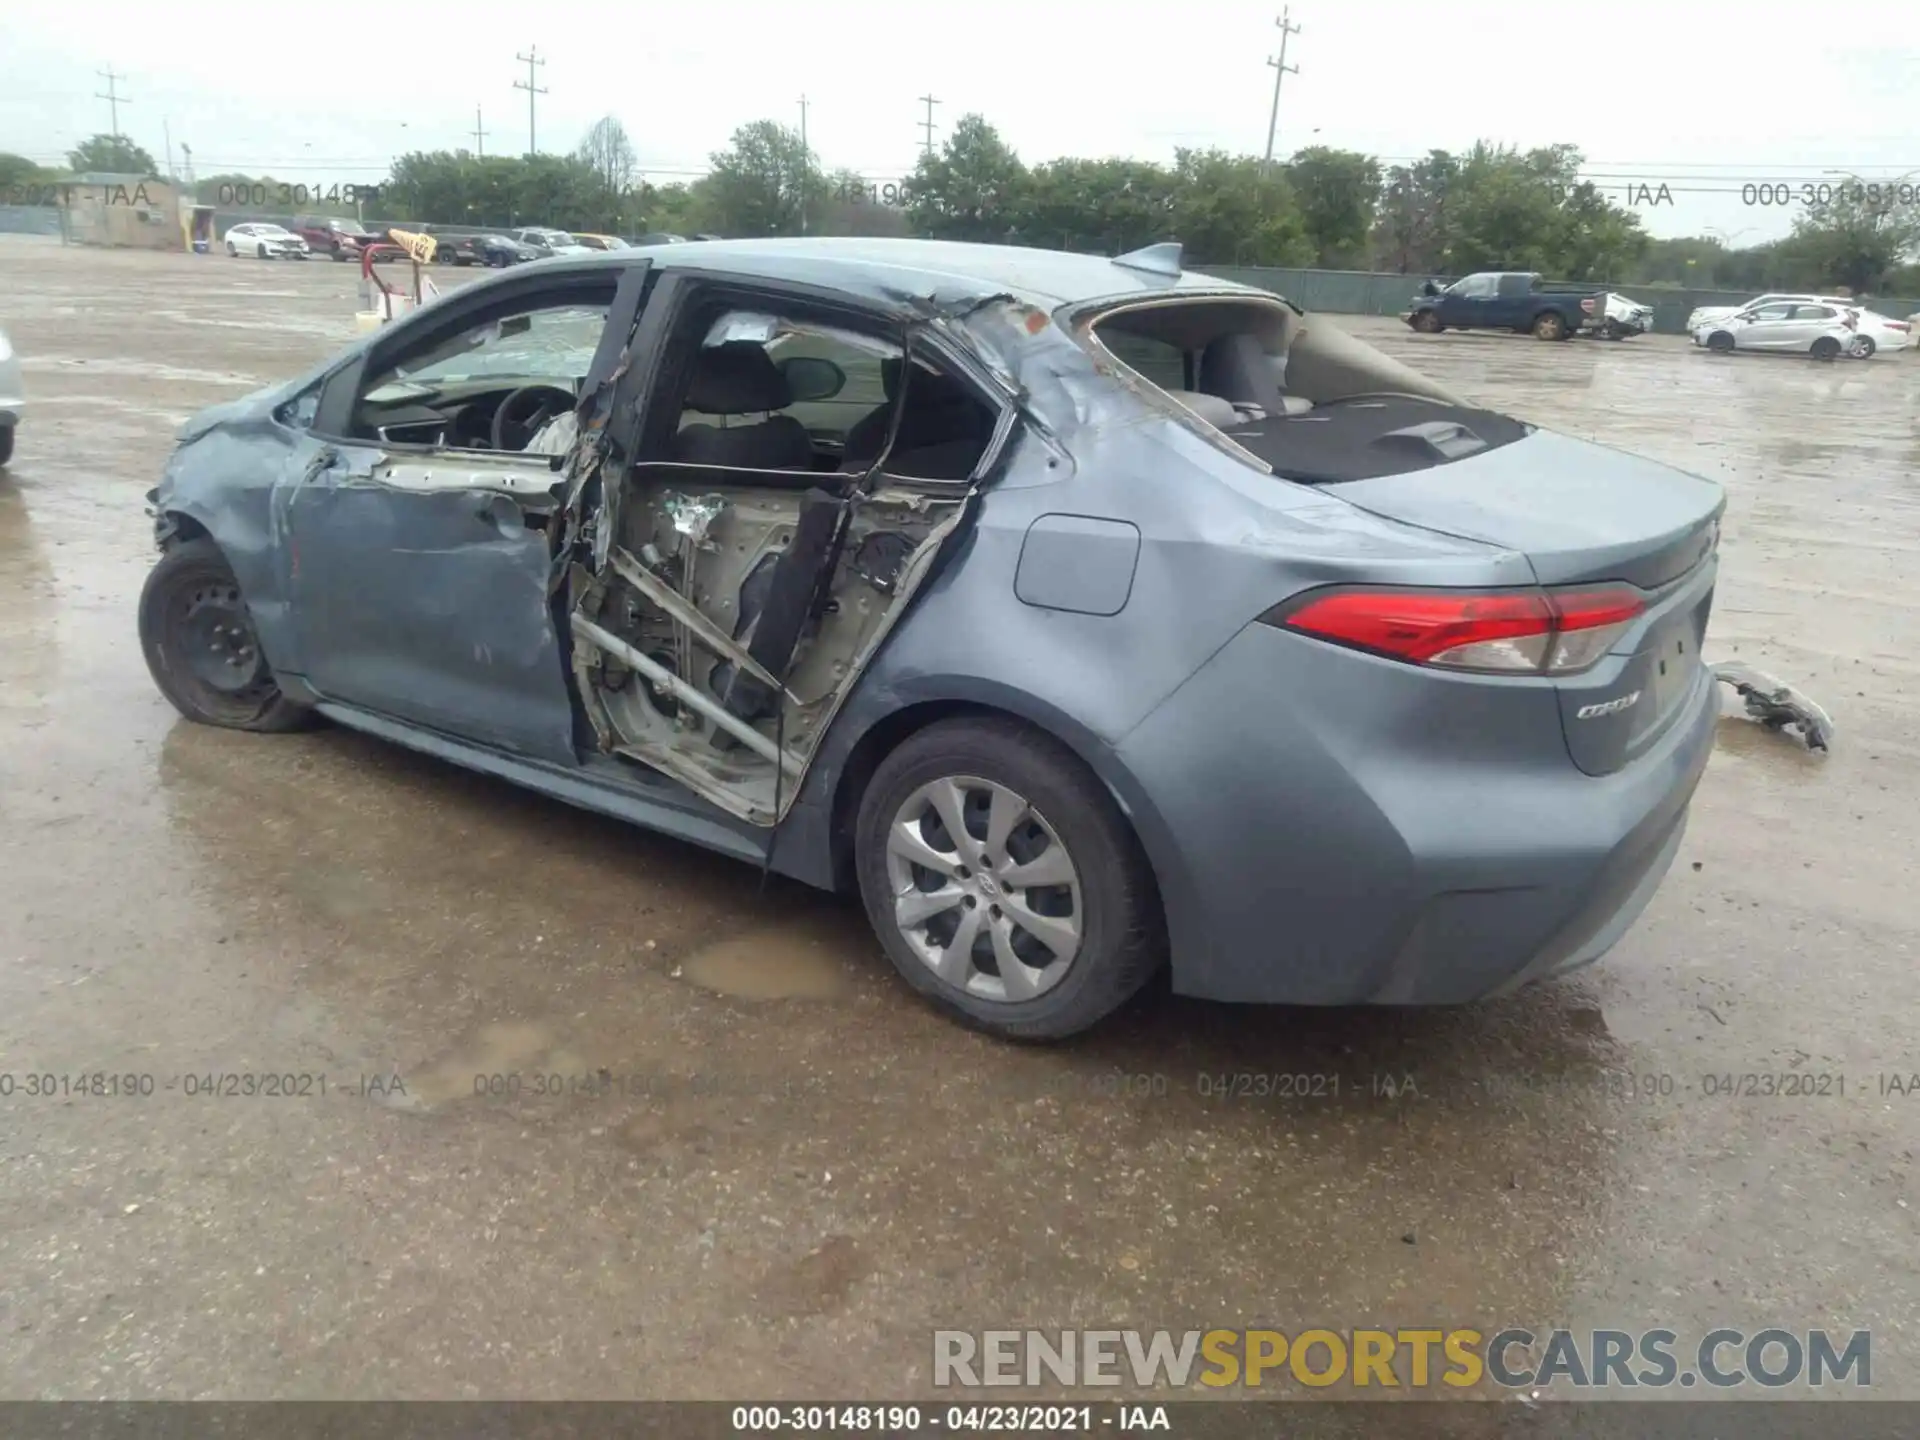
[220,220,722,268]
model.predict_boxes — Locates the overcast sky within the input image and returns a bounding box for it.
[4,0,1916,244]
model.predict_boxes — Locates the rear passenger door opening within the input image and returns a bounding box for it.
[568,276,1008,824]
[1078,295,1532,484]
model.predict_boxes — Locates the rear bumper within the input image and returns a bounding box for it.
[1110,622,1717,1005]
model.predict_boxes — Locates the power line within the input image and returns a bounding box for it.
[513,47,547,156]
[95,67,131,140]
[918,95,941,157]
[1261,9,1300,175]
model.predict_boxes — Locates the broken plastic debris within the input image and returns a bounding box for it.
[662,492,728,543]
[1712,662,1835,752]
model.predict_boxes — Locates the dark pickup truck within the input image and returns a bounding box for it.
[1404,272,1651,341]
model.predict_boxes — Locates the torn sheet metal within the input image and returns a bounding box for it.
[1713,663,1834,752]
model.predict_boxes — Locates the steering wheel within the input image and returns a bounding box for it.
[491,384,576,451]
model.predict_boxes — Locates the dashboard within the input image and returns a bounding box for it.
[361,377,583,451]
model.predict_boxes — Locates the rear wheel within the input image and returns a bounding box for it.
[138,538,313,732]
[1532,310,1568,341]
[1412,310,1442,333]
[1851,335,1876,358]
[0,424,13,467]
[1707,330,1736,354]
[1810,336,1842,362]
[854,717,1164,1041]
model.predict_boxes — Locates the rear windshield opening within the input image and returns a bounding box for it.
[1084,299,1531,484]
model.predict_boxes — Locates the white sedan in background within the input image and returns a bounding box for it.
[1687,292,1911,357]
[1693,300,1861,359]
[223,223,310,260]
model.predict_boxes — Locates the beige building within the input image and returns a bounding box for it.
[59,175,187,250]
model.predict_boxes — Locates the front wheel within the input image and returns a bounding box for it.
[256,242,268,259]
[0,424,14,467]
[854,717,1164,1041]
[1810,336,1842,361]
[225,242,237,257]
[1532,310,1568,341]
[138,538,314,732]
[1412,310,1442,334]
[1707,330,1736,354]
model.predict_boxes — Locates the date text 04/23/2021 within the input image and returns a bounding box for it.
[728,1405,1170,1432]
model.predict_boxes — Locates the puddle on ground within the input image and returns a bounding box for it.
[675,911,861,1001]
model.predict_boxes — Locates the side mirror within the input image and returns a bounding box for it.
[779,355,847,403]
[1421,280,1441,297]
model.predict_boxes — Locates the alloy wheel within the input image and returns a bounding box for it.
[884,775,1083,1003]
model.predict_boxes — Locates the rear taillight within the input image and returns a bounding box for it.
[1267,585,1646,675]
[1580,298,1596,313]
[1889,321,1910,332]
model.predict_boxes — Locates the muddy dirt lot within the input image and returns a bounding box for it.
[1,236,1918,1401]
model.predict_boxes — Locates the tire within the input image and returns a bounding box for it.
[1532,310,1568,341]
[1810,336,1841,362]
[0,424,13,467]
[256,242,268,259]
[1707,331,1736,354]
[138,537,314,733]
[1851,335,1876,358]
[226,242,237,257]
[1412,310,1442,334]
[854,717,1164,1041]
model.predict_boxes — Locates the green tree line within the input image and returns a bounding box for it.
[5,119,1916,295]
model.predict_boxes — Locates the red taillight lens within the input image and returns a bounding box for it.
[1580,298,1596,312]
[1271,586,1646,675]
[1890,321,1911,332]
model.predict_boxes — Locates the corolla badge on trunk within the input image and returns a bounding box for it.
[1577,691,1642,720]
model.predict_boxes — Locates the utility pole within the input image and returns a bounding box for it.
[1261,8,1301,176]
[179,142,194,189]
[797,95,809,235]
[163,117,175,181]
[513,48,547,156]
[918,94,941,156]
[472,105,489,158]
[96,67,131,139]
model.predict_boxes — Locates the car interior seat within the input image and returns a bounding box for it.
[670,341,815,470]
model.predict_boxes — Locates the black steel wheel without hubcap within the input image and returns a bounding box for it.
[1533,311,1567,340]
[138,538,313,732]
[854,717,1164,1041]
[1413,310,1442,333]
[1707,331,1735,354]
[1810,336,1842,361]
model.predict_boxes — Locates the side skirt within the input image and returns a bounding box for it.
[312,700,774,869]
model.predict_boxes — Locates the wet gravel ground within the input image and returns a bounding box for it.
[1,237,1917,1401]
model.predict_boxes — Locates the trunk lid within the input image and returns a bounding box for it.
[1325,428,1725,775]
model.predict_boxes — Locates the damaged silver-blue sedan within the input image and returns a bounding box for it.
[141,237,1726,1039]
